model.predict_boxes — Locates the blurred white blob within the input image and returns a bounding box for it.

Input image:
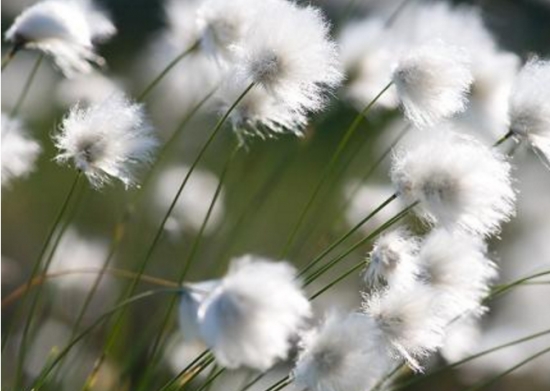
[344,181,403,234]
[54,92,158,189]
[153,165,225,235]
[164,333,208,378]
[362,284,446,371]
[56,71,123,107]
[178,254,311,370]
[365,228,420,290]
[293,311,393,391]
[339,18,399,110]
[441,315,482,363]
[392,41,473,127]
[4,0,116,78]
[1,113,41,187]
[391,129,516,237]
[218,0,342,140]
[508,58,550,167]
[415,229,497,319]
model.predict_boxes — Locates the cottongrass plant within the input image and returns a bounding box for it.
[3,1,550,391]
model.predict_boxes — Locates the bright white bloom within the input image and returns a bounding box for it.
[508,59,550,166]
[415,229,497,318]
[365,228,420,290]
[219,0,342,139]
[1,113,41,187]
[362,284,446,371]
[392,41,473,127]
[390,129,516,237]
[54,93,157,189]
[5,0,116,78]
[153,165,225,235]
[179,255,311,370]
[178,280,218,342]
[293,311,393,391]
[441,315,482,363]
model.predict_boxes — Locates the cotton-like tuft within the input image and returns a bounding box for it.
[219,0,342,139]
[5,0,116,77]
[293,311,393,391]
[2,113,41,187]
[390,129,515,237]
[362,284,446,371]
[365,228,420,290]
[54,93,158,189]
[392,41,473,127]
[508,59,550,166]
[414,229,497,318]
[179,255,311,370]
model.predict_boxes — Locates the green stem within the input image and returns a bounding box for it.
[29,288,183,390]
[11,54,44,117]
[460,346,550,391]
[493,129,514,148]
[298,193,397,278]
[137,41,200,101]
[1,45,19,71]
[279,81,394,258]
[9,171,82,388]
[393,328,550,390]
[136,146,238,390]
[369,364,403,391]
[156,350,212,391]
[193,366,225,391]
[89,82,255,383]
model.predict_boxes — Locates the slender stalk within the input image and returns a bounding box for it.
[460,346,550,391]
[136,146,238,390]
[369,364,403,391]
[156,351,212,391]
[493,129,514,147]
[298,193,397,278]
[137,41,200,101]
[193,366,225,391]
[303,201,417,286]
[279,81,394,258]
[239,372,265,391]
[29,288,183,390]
[1,45,19,71]
[393,328,550,390]
[87,82,255,384]
[2,267,179,308]
[7,171,82,387]
[263,375,291,391]
[10,54,44,117]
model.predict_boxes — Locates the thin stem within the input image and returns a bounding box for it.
[493,129,514,147]
[11,53,44,117]
[393,328,550,390]
[156,350,212,391]
[2,267,179,308]
[385,0,414,27]
[370,364,403,391]
[193,367,225,391]
[1,45,19,71]
[263,376,291,391]
[460,346,550,391]
[8,171,82,387]
[280,81,394,258]
[88,82,255,383]
[298,193,397,278]
[136,146,238,389]
[137,41,200,101]
[30,289,183,390]
[304,201,417,286]
[309,261,363,300]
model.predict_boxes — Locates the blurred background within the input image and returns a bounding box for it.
[2,0,550,390]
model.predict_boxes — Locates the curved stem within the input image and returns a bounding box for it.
[1,45,19,72]
[279,81,393,258]
[137,41,200,101]
[10,53,44,117]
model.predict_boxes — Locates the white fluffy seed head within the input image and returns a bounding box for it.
[392,41,473,127]
[390,129,516,237]
[1,113,41,187]
[54,93,158,189]
[508,58,550,165]
[365,228,420,290]
[362,284,446,371]
[219,0,342,140]
[415,228,497,319]
[5,0,116,77]
[293,311,393,391]
[189,255,311,370]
